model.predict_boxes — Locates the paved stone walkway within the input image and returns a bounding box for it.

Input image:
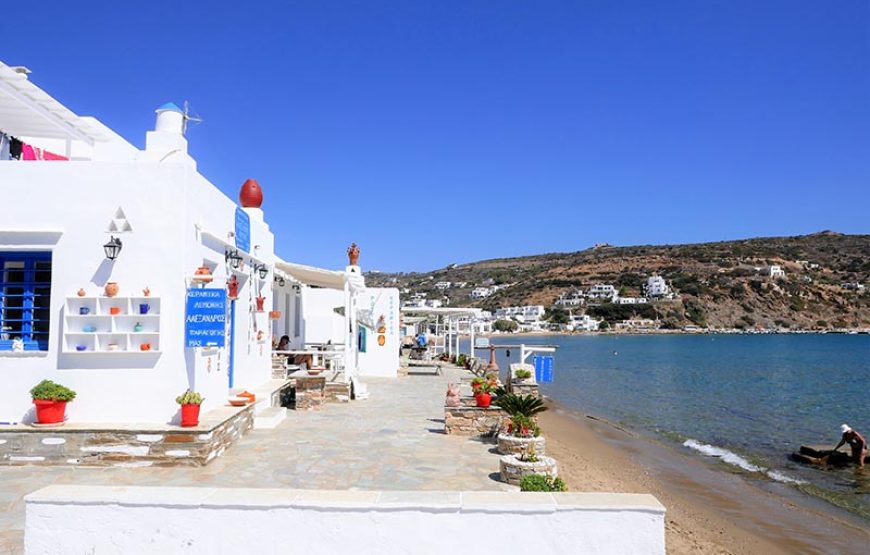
[0,366,509,554]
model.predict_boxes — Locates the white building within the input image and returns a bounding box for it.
[470,287,493,300]
[494,305,546,322]
[587,284,617,301]
[614,297,648,305]
[554,290,585,308]
[434,281,451,290]
[768,265,786,279]
[569,313,600,332]
[644,276,671,298]
[0,62,398,425]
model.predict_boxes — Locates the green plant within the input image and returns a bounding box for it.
[515,369,532,380]
[475,381,495,395]
[175,390,203,405]
[520,442,540,462]
[495,393,547,418]
[30,380,76,402]
[506,414,541,438]
[520,474,566,492]
[471,376,486,387]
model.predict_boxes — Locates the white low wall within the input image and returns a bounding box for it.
[25,485,665,554]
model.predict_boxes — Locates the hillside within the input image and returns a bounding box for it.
[366,232,870,330]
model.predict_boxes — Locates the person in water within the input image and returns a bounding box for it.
[833,424,866,467]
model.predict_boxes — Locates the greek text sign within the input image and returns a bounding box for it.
[185,288,227,347]
[534,355,554,383]
[235,207,251,252]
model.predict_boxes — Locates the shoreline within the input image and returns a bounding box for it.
[541,403,870,554]
[479,329,870,338]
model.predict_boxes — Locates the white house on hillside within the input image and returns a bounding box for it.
[587,284,617,301]
[645,275,671,298]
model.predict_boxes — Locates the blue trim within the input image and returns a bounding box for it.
[156,102,183,113]
[0,252,51,351]
[228,300,236,388]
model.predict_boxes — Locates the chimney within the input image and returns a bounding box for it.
[145,102,194,165]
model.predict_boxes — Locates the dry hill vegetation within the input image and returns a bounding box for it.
[367,232,870,330]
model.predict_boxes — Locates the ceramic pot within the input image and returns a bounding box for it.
[193,265,213,283]
[239,178,263,208]
[142,286,151,297]
[33,400,67,424]
[134,322,144,332]
[180,404,201,427]
[139,303,150,315]
[227,276,239,299]
[104,282,119,297]
[79,307,90,315]
[347,242,360,266]
[140,343,151,351]
[269,310,282,320]
[77,288,86,297]
[255,296,265,311]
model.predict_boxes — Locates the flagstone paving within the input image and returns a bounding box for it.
[0,365,509,554]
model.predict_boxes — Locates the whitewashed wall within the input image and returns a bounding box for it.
[357,287,400,378]
[299,287,345,346]
[0,161,274,424]
[25,485,666,555]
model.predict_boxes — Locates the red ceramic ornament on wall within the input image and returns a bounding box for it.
[239,178,263,208]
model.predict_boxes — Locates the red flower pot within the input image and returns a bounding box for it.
[475,392,492,408]
[180,404,201,427]
[33,399,67,424]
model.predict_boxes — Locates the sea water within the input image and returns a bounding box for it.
[465,334,870,516]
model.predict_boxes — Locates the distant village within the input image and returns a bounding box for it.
[388,260,869,334]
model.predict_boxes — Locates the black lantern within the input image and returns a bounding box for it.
[103,236,122,260]
[225,249,242,269]
[257,264,269,279]
[275,276,285,287]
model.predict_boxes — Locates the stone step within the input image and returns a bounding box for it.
[254,407,287,429]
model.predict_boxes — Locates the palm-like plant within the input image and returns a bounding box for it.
[494,393,547,417]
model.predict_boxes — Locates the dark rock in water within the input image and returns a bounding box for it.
[791,445,868,466]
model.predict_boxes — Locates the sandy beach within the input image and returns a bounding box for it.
[541,406,870,555]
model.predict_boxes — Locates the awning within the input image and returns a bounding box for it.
[275,260,345,290]
[0,61,109,144]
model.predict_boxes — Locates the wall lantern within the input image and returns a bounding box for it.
[256,264,269,280]
[275,276,285,287]
[225,249,242,269]
[103,236,123,260]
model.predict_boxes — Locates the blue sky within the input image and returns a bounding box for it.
[3,1,868,271]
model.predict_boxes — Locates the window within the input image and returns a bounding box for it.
[0,253,51,351]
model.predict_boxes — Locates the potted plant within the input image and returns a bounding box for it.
[474,381,494,408]
[499,443,559,486]
[30,379,76,424]
[176,390,204,427]
[514,368,533,382]
[495,394,548,456]
[471,376,486,393]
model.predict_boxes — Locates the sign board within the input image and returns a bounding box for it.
[534,355,554,383]
[474,337,490,349]
[234,207,251,252]
[185,288,227,347]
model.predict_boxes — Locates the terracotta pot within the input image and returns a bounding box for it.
[193,265,213,283]
[33,399,67,424]
[347,242,360,266]
[180,404,201,427]
[77,288,86,297]
[227,276,239,299]
[269,310,282,320]
[239,178,263,208]
[104,282,119,297]
[255,296,265,311]
[142,286,151,297]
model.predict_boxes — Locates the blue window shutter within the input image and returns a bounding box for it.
[0,252,51,351]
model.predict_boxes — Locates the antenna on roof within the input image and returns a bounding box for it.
[182,101,203,135]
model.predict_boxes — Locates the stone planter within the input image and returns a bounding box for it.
[497,433,546,456]
[499,454,558,486]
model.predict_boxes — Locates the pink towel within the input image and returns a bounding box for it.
[21,144,37,160]
[42,150,68,161]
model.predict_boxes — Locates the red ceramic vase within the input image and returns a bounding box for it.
[33,399,67,424]
[239,178,263,208]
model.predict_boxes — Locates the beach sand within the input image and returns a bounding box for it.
[541,406,870,555]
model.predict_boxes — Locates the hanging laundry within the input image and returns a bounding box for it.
[42,150,68,161]
[0,133,10,160]
[21,144,37,160]
[9,136,22,160]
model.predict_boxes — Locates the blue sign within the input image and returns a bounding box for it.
[234,207,250,253]
[185,288,227,347]
[534,355,554,383]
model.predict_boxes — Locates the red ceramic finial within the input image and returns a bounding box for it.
[240,178,263,208]
[347,243,360,266]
